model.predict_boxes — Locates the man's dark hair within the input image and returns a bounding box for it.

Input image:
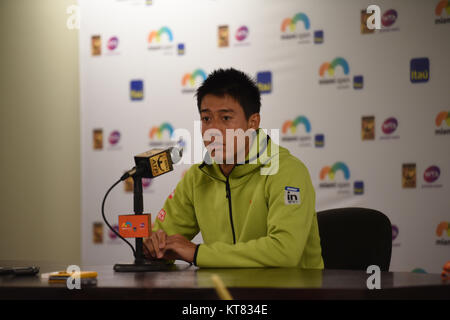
[196,68,261,119]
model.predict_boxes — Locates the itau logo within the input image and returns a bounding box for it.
[436,222,450,245]
[281,116,324,148]
[280,12,322,45]
[410,58,429,83]
[181,69,207,93]
[319,57,363,90]
[435,0,450,24]
[435,111,450,135]
[256,71,272,94]
[130,80,144,101]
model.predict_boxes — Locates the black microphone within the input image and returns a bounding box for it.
[120,146,183,181]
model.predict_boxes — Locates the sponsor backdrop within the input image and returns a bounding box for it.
[80,0,450,273]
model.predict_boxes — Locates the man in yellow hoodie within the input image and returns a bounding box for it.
[144,68,323,268]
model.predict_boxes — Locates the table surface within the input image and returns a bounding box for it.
[0,260,449,300]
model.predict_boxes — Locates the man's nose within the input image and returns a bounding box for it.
[207,118,226,137]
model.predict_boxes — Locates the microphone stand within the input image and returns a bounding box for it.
[133,175,145,264]
[113,171,173,272]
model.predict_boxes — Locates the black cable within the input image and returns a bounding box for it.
[101,178,137,258]
[102,173,191,265]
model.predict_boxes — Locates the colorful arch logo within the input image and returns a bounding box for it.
[411,268,427,274]
[319,57,350,77]
[281,12,310,32]
[282,116,311,134]
[148,26,173,43]
[121,222,132,228]
[436,111,450,127]
[436,0,450,16]
[320,162,350,180]
[436,222,450,237]
[182,69,207,87]
[149,122,174,139]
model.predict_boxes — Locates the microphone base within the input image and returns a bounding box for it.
[113,260,175,272]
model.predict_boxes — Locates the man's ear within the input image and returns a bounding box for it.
[248,113,260,130]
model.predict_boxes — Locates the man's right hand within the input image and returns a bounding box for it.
[143,229,168,259]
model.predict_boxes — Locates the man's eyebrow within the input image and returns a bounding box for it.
[200,108,235,113]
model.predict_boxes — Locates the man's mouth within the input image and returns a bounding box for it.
[206,142,224,150]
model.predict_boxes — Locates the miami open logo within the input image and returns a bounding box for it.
[147,26,174,53]
[280,12,322,44]
[181,69,207,93]
[436,0,450,24]
[319,162,364,195]
[435,111,450,135]
[149,122,176,147]
[281,116,323,148]
[436,222,450,245]
[318,57,362,89]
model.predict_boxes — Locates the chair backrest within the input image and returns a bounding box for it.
[317,207,392,271]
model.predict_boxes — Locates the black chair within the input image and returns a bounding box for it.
[317,207,392,271]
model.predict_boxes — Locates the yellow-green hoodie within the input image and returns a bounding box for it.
[152,130,323,268]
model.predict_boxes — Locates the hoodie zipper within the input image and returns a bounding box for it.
[225,176,236,244]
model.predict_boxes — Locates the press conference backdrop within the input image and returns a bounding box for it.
[80,0,450,273]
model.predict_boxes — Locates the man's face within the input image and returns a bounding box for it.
[200,94,259,164]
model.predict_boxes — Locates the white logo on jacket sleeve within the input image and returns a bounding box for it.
[157,209,167,222]
[284,186,300,205]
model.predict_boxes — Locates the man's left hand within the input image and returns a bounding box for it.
[162,234,197,263]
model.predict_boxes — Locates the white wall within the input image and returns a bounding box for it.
[0,0,80,264]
